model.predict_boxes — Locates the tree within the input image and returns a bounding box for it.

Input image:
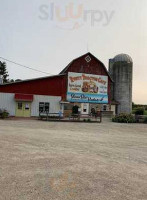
[0,61,9,83]
[15,79,22,82]
[132,102,135,109]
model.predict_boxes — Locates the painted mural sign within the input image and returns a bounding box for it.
[67,72,108,103]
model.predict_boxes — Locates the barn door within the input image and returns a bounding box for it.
[81,103,89,115]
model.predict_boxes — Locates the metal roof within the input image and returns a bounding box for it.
[114,54,133,63]
[0,74,65,86]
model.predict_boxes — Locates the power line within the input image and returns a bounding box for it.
[0,56,54,75]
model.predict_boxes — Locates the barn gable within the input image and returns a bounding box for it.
[60,52,113,82]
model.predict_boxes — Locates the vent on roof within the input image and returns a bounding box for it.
[85,55,91,63]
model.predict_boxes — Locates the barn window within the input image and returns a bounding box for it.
[85,55,91,63]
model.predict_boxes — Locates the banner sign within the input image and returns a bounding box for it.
[67,72,108,103]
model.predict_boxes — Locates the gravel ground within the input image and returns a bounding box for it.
[0,119,147,200]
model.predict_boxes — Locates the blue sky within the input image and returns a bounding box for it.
[0,0,147,104]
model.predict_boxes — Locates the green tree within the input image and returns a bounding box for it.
[0,61,9,83]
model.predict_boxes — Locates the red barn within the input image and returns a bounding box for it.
[0,52,114,117]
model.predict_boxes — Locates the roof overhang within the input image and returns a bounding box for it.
[14,93,33,101]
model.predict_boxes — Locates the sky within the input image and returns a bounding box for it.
[0,0,147,104]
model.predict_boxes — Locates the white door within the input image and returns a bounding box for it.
[81,103,89,115]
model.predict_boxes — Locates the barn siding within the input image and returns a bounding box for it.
[0,93,15,116]
[62,56,107,75]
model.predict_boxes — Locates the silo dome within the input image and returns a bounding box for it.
[114,54,133,63]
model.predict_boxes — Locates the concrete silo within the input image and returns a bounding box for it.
[109,54,133,114]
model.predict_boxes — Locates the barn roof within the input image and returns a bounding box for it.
[0,74,65,86]
[0,52,113,87]
[59,52,113,82]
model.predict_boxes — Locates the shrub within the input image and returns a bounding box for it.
[87,118,91,122]
[112,113,135,123]
[144,117,147,124]
[134,107,145,115]
[83,119,91,122]
[0,109,9,119]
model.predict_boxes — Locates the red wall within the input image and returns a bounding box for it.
[0,75,67,100]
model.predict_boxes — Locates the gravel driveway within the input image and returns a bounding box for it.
[0,119,147,200]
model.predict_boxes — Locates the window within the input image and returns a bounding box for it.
[39,102,44,113]
[39,102,50,113]
[64,104,73,110]
[103,105,107,111]
[18,102,22,110]
[25,103,30,110]
[45,103,49,112]
[83,103,88,112]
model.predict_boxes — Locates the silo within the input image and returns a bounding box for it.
[109,54,133,114]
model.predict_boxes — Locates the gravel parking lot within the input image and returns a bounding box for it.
[0,119,147,200]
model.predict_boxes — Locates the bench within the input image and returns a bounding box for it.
[69,114,80,121]
[69,112,102,122]
[39,112,63,121]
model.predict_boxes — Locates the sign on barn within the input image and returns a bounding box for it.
[67,72,108,103]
